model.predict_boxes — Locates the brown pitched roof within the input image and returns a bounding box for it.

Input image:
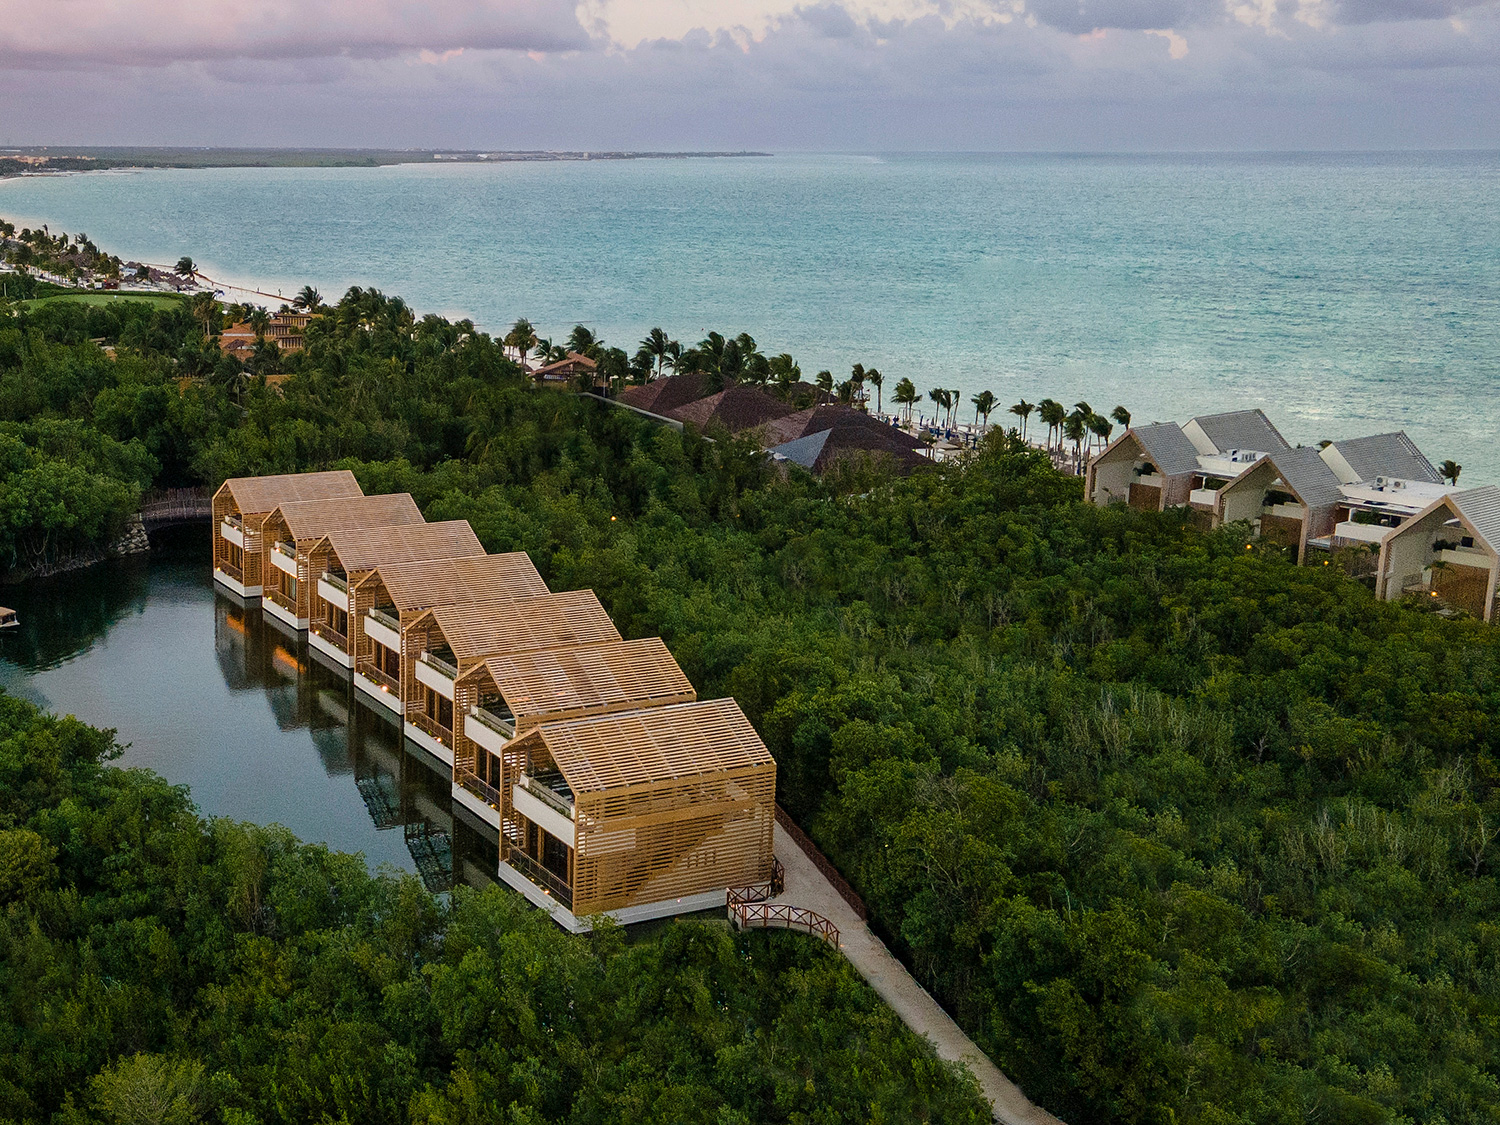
[359,552,549,613]
[216,470,363,516]
[533,351,598,379]
[667,386,796,433]
[615,372,709,415]
[419,589,621,665]
[273,493,424,542]
[771,409,928,475]
[515,697,774,795]
[461,637,695,732]
[312,520,484,575]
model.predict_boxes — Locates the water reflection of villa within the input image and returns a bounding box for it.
[210,470,780,929]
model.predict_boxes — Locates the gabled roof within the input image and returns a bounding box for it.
[1324,432,1441,485]
[360,552,548,612]
[272,493,424,542]
[533,351,597,377]
[420,589,621,665]
[217,470,363,515]
[1128,422,1200,477]
[462,637,695,730]
[1449,486,1500,552]
[312,520,483,574]
[516,697,774,795]
[1246,446,1344,509]
[1187,409,1289,455]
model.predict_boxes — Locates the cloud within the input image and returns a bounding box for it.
[0,0,591,68]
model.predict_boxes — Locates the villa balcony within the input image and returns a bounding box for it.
[506,847,573,909]
[271,541,298,575]
[517,771,575,821]
[364,607,402,652]
[415,650,457,700]
[407,707,452,747]
[220,516,244,547]
[465,706,515,755]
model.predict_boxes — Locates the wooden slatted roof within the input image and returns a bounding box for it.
[216,470,363,514]
[462,637,695,724]
[515,698,774,795]
[358,552,548,611]
[418,590,620,664]
[271,494,424,542]
[311,520,484,574]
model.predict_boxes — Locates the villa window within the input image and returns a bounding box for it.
[325,603,347,635]
[376,643,399,678]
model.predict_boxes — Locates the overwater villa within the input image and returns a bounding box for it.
[1376,486,1500,622]
[211,471,779,931]
[212,470,364,598]
[401,590,622,765]
[258,493,424,630]
[305,521,485,670]
[494,698,777,931]
[349,552,550,713]
[450,637,696,829]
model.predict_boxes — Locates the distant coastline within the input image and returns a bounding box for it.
[0,147,772,178]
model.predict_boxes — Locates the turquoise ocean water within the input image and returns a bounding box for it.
[3,152,1496,479]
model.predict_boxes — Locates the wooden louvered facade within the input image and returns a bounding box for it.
[258,494,424,628]
[451,637,697,825]
[495,699,776,925]
[304,521,485,666]
[211,471,363,597]
[348,552,548,713]
[401,591,620,764]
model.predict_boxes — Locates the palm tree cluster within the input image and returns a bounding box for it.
[1026,400,1132,466]
[507,322,870,402]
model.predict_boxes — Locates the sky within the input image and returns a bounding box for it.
[1,0,1496,150]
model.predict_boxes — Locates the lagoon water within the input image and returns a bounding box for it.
[0,530,497,888]
[2,151,1497,478]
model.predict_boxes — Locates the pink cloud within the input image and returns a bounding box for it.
[0,0,590,68]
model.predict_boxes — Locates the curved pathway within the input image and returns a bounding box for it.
[771,823,1066,1125]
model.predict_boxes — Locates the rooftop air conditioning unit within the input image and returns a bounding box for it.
[1374,476,1389,490]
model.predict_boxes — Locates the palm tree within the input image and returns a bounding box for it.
[850,363,866,407]
[1088,412,1113,453]
[927,387,945,427]
[1063,414,1087,471]
[1037,399,1065,452]
[1008,399,1034,439]
[175,256,196,277]
[248,308,270,341]
[639,327,670,377]
[293,285,322,312]
[866,368,883,413]
[505,319,538,368]
[894,378,918,423]
[567,324,600,358]
[815,369,834,393]
[1110,405,1131,429]
[1440,460,1462,485]
[189,292,218,337]
[973,390,997,427]
[664,339,683,374]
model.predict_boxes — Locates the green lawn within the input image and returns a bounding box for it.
[19,291,186,310]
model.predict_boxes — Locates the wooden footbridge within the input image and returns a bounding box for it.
[140,488,213,532]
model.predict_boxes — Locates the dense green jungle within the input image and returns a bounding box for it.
[2,285,1498,1125]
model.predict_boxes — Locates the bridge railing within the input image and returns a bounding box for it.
[729,901,839,948]
[140,487,213,527]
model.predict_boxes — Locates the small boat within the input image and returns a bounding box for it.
[0,607,16,628]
